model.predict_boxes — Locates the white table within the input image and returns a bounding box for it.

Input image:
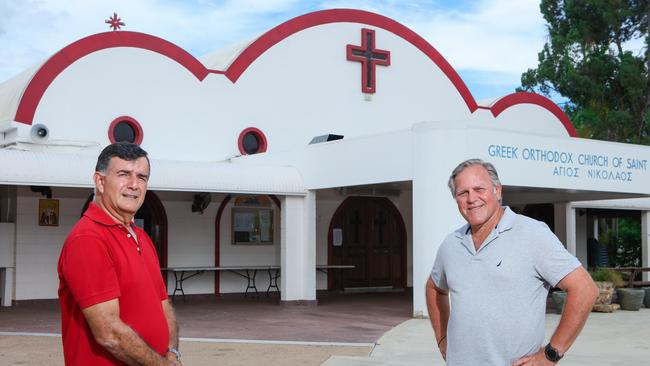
[162,265,354,301]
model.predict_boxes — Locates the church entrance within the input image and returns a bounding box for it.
[82,191,168,273]
[328,197,406,290]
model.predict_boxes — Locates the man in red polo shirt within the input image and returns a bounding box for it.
[58,142,181,365]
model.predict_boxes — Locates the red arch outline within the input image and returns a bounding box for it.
[225,9,478,112]
[14,31,210,125]
[489,92,577,137]
[13,10,576,136]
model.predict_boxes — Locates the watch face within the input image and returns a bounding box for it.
[545,344,561,361]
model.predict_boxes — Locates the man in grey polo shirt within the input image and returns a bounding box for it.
[426,159,598,365]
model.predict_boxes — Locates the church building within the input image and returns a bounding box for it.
[1,9,649,316]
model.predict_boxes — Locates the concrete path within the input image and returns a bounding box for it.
[323,309,650,365]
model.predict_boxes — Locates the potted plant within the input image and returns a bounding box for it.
[617,287,645,311]
[615,271,645,311]
[589,269,623,312]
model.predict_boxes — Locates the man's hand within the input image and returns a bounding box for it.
[511,347,555,366]
[82,298,179,366]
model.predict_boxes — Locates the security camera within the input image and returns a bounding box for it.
[30,124,50,142]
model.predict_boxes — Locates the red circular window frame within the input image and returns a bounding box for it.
[237,127,268,155]
[108,116,144,145]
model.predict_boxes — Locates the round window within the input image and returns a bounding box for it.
[114,121,136,142]
[242,132,260,154]
[237,127,267,155]
[108,116,143,145]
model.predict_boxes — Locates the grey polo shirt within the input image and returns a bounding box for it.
[430,207,581,366]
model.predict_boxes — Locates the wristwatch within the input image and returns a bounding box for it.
[544,343,563,363]
[167,347,181,361]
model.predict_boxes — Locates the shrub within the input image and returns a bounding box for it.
[589,269,624,288]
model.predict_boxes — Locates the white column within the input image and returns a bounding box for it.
[575,209,588,266]
[554,203,577,258]
[642,211,650,282]
[1,268,14,307]
[412,122,466,318]
[0,222,15,307]
[280,191,316,303]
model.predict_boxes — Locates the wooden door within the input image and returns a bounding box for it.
[329,197,405,289]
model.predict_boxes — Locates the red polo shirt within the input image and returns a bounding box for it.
[58,203,169,365]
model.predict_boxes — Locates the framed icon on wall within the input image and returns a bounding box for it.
[38,199,59,227]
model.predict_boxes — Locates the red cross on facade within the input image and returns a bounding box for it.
[346,28,391,94]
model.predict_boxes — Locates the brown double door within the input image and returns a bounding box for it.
[329,197,406,289]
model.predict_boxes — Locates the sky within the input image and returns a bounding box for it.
[0,0,550,101]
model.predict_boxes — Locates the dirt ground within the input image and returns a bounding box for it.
[0,335,372,366]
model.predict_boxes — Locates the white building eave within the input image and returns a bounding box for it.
[0,149,306,196]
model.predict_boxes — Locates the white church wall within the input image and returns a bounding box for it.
[0,222,15,268]
[575,210,588,266]
[0,222,16,305]
[389,190,413,287]
[31,47,212,159]
[163,193,218,295]
[24,21,475,163]
[239,128,413,190]
[412,122,469,317]
[14,187,90,300]
[466,127,650,194]
[229,25,473,154]
[315,194,340,290]
[474,104,571,137]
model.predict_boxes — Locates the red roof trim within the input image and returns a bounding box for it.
[489,92,577,137]
[13,10,575,137]
[14,31,210,125]
[224,8,478,112]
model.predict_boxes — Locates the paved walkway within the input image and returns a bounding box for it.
[0,292,412,343]
[323,309,650,365]
[1,294,649,365]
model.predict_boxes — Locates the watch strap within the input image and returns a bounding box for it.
[167,347,181,361]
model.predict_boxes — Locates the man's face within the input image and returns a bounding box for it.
[453,165,502,229]
[94,156,149,221]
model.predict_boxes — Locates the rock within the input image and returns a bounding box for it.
[594,281,614,305]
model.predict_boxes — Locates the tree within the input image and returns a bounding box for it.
[600,218,641,268]
[519,0,649,144]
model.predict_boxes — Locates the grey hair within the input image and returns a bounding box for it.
[447,159,501,197]
[95,142,149,174]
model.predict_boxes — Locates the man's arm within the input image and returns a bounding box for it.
[162,299,181,363]
[82,299,180,366]
[426,277,450,360]
[512,266,598,365]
